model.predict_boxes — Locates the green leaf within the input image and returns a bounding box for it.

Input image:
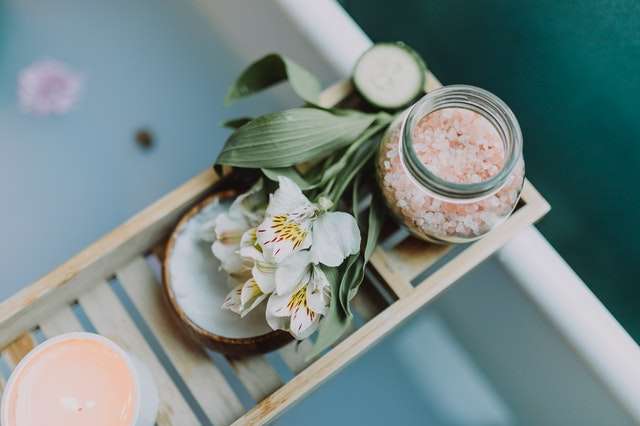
[338,254,363,313]
[216,108,376,168]
[261,167,319,190]
[340,193,386,313]
[352,173,362,219]
[306,266,351,361]
[225,54,322,105]
[324,113,394,204]
[221,117,253,129]
[327,134,379,204]
[363,194,385,263]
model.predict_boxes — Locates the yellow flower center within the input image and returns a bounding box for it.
[268,215,308,249]
[287,286,315,319]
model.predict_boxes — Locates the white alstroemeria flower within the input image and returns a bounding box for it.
[256,177,315,262]
[201,180,266,274]
[266,264,331,339]
[238,227,277,294]
[220,228,312,318]
[222,276,268,317]
[257,176,361,266]
[228,228,313,319]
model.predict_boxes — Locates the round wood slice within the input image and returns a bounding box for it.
[162,190,291,356]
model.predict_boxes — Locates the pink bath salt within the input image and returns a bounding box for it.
[377,108,524,242]
[412,108,505,183]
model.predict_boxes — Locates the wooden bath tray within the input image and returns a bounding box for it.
[0,76,549,425]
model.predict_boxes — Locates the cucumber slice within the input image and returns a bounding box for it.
[353,42,427,109]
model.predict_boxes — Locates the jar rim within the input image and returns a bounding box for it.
[400,85,523,200]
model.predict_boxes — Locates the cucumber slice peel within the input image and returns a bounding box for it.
[353,42,427,109]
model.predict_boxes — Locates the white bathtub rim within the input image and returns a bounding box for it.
[498,226,640,422]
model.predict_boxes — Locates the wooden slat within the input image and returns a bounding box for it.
[79,281,199,426]
[520,179,551,218]
[369,180,549,297]
[117,257,244,425]
[318,79,353,108]
[233,194,550,425]
[39,305,84,336]
[0,168,226,348]
[371,242,450,295]
[369,248,416,298]
[0,333,36,396]
[226,355,283,401]
[426,71,443,91]
[3,333,36,368]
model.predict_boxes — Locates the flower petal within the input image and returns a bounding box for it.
[257,214,312,262]
[214,212,248,244]
[221,283,243,315]
[229,179,267,225]
[211,240,247,274]
[306,266,331,315]
[266,290,296,318]
[239,228,263,261]
[266,176,314,217]
[310,212,361,267]
[265,294,290,331]
[196,198,222,242]
[266,282,320,340]
[290,299,320,339]
[239,278,268,317]
[252,262,276,294]
[274,251,312,295]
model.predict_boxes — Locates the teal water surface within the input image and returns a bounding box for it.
[0,0,283,298]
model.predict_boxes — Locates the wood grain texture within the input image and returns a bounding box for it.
[0,168,225,349]
[369,247,417,298]
[0,333,36,398]
[2,333,36,368]
[371,241,450,292]
[117,256,244,426]
[79,281,199,426]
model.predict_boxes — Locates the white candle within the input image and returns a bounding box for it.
[1,333,158,426]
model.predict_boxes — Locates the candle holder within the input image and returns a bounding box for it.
[1,332,158,426]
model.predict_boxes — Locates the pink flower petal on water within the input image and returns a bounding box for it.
[18,60,83,116]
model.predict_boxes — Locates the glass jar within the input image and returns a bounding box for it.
[376,85,525,243]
